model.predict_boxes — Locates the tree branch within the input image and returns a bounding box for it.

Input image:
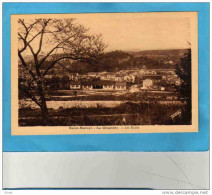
[38,36,75,68]
[36,19,50,55]
[18,51,37,82]
[42,56,79,78]
[19,86,41,107]
[18,31,42,53]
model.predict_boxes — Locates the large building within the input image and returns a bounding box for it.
[115,82,127,90]
[71,80,127,91]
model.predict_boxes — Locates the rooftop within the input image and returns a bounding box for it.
[115,82,127,86]
[70,81,81,85]
[82,80,115,86]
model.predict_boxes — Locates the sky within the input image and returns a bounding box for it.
[17,12,196,55]
[72,12,193,51]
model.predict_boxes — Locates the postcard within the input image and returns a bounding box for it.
[11,12,198,135]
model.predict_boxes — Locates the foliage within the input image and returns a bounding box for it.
[175,49,192,123]
[18,18,106,124]
[19,101,190,126]
[175,49,191,99]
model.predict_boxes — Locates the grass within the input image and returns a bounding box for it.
[19,101,191,126]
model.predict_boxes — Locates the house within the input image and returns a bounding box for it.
[160,86,166,91]
[115,82,127,90]
[129,85,140,93]
[103,73,116,80]
[139,70,145,75]
[82,80,115,90]
[68,73,79,80]
[139,75,162,89]
[82,80,128,91]
[142,79,153,89]
[115,75,123,82]
[123,75,135,83]
[82,81,93,90]
[99,73,108,80]
[102,81,115,90]
[70,81,81,90]
[99,73,117,81]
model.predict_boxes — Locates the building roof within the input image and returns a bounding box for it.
[82,80,115,86]
[115,82,127,86]
[70,81,81,85]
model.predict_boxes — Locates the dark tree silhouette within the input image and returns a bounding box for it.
[176,49,192,124]
[61,75,70,89]
[176,49,191,98]
[18,18,106,125]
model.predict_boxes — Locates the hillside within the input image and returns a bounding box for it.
[127,49,189,57]
[19,49,190,75]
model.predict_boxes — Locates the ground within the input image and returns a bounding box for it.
[19,90,191,126]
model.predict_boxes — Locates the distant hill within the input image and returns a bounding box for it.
[19,49,190,75]
[126,49,189,58]
[20,54,46,63]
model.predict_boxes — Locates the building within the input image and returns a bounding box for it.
[115,82,127,90]
[82,81,93,90]
[106,73,116,80]
[68,73,79,80]
[142,79,153,89]
[114,75,123,82]
[82,83,93,90]
[99,73,108,81]
[123,75,135,83]
[160,86,166,91]
[129,85,140,93]
[82,80,114,90]
[70,81,81,90]
[102,81,115,90]
[81,80,128,91]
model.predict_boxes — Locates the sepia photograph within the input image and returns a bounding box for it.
[11,12,198,135]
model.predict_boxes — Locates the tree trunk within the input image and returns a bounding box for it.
[37,81,48,125]
[40,95,48,125]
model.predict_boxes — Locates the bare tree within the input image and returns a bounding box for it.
[18,18,106,125]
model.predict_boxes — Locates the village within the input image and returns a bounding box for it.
[43,68,181,94]
[19,65,186,126]
[18,55,188,126]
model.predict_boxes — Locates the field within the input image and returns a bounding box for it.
[44,90,182,101]
[19,98,190,126]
